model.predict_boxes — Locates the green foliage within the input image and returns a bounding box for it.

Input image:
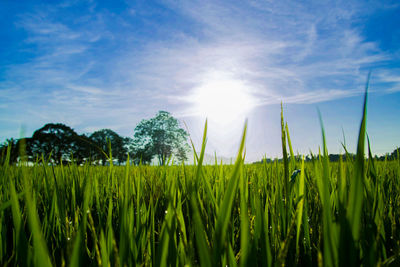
[0,124,134,166]
[89,129,129,165]
[30,123,80,164]
[132,111,190,165]
[0,138,19,164]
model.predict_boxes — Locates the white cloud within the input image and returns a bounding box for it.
[5,0,397,113]
[1,0,399,158]
[386,87,400,93]
[116,0,395,114]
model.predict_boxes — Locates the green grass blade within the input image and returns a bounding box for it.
[295,156,305,257]
[285,123,296,169]
[239,160,250,267]
[213,121,247,266]
[347,74,368,240]
[281,104,289,234]
[318,111,338,267]
[23,174,53,267]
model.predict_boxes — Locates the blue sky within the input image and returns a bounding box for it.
[1,0,399,161]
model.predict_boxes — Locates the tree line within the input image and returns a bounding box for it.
[252,149,400,164]
[0,111,190,165]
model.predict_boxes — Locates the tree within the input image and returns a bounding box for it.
[72,134,93,165]
[390,147,399,160]
[0,138,18,164]
[128,138,153,165]
[89,129,128,165]
[30,123,80,164]
[132,111,189,165]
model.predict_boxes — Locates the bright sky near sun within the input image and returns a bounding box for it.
[1,0,400,161]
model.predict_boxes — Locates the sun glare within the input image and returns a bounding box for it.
[192,79,255,125]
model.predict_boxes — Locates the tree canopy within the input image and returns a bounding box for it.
[0,124,129,165]
[30,123,80,164]
[132,111,189,165]
[0,111,190,165]
[89,129,129,165]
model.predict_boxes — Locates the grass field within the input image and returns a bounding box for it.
[1,91,400,266]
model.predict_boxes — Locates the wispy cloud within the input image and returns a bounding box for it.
[0,0,399,158]
[123,0,398,111]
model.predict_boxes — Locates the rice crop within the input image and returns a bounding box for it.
[0,89,400,266]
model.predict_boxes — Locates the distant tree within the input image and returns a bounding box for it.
[132,111,189,165]
[0,138,18,164]
[72,134,93,165]
[89,129,128,165]
[390,148,399,159]
[0,138,37,164]
[31,123,79,164]
[130,141,153,165]
[125,136,152,165]
[328,154,340,162]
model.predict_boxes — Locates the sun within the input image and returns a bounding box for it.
[191,79,255,125]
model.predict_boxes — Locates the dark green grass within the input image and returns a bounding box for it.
[1,148,400,266]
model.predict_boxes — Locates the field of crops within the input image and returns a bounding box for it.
[1,92,400,267]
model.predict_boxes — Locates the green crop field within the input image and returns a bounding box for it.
[1,91,400,267]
